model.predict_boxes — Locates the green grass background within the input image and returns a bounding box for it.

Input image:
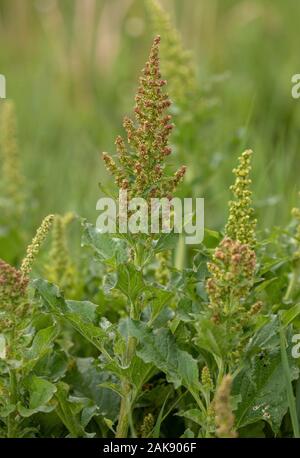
[0,0,299,238]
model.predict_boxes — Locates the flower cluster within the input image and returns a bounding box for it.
[140,413,154,438]
[46,213,78,296]
[225,150,257,246]
[0,259,29,331]
[201,365,213,392]
[214,374,237,438]
[0,100,25,219]
[291,193,300,259]
[21,214,54,276]
[102,36,186,201]
[206,237,257,323]
[145,0,197,104]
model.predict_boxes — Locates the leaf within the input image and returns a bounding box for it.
[33,279,107,352]
[194,317,231,358]
[18,376,57,417]
[66,357,120,421]
[119,319,200,391]
[33,350,68,382]
[153,232,179,253]
[54,382,85,437]
[63,313,106,351]
[65,300,98,322]
[282,304,300,327]
[115,264,145,301]
[202,228,222,248]
[176,409,204,426]
[26,325,58,362]
[279,323,300,437]
[148,287,173,323]
[151,392,171,438]
[233,345,299,433]
[246,315,280,356]
[82,222,128,264]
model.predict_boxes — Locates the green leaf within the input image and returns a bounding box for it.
[194,317,231,358]
[65,300,98,322]
[151,392,171,438]
[279,323,300,437]
[245,315,280,355]
[63,313,106,351]
[54,382,85,437]
[202,228,222,248]
[148,287,173,323]
[82,222,128,264]
[282,304,300,327]
[233,346,299,433]
[26,325,58,362]
[120,319,200,391]
[33,279,107,352]
[66,358,120,421]
[176,409,204,426]
[153,232,179,253]
[115,264,145,301]
[18,376,57,417]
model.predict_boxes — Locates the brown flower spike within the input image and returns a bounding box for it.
[103,36,186,200]
[214,374,237,438]
[0,259,29,331]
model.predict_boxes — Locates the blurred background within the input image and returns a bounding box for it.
[0,0,300,241]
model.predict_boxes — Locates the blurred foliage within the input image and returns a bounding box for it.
[0,0,299,241]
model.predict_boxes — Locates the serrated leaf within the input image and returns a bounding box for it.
[233,346,299,433]
[65,300,98,322]
[282,304,300,327]
[33,279,107,352]
[194,317,232,358]
[153,232,179,253]
[120,319,200,391]
[115,264,145,301]
[26,325,57,362]
[18,376,57,417]
[82,222,128,264]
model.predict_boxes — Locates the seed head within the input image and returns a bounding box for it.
[102,36,186,201]
[46,213,78,296]
[225,150,257,246]
[214,374,237,438]
[201,365,213,392]
[21,214,54,276]
[140,413,154,438]
[145,0,197,104]
[0,100,26,219]
[206,237,256,321]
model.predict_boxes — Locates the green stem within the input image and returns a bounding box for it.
[116,382,131,438]
[116,298,138,438]
[7,328,18,438]
[175,235,186,270]
[279,321,300,438]
[284,261,300,301]
[7,369,17,438]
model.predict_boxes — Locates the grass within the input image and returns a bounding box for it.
[0,0,299,236]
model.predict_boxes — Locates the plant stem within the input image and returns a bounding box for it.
[175,235,186,270]
[116,299,138,438]
[116,382,131,438]
[7,369,18,438]
[7,328,18,438]
[279,321,300,438]
[284,261,300,301]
